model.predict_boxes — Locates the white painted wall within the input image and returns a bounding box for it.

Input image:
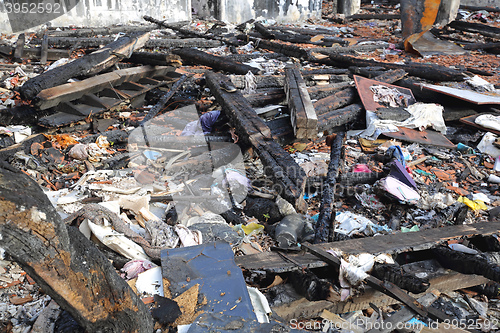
[0,0,191,34]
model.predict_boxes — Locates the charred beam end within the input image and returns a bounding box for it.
[0,167,153,333]
[314,132,345,244]
[20,32,149,101]
[433,246,500,283]
[140,74,189,125]
[172,48,260,75]
[205,70,307,211]
[324,53,465,82]
[371,262,430,294]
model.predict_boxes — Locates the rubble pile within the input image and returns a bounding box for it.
[0,0,500,332]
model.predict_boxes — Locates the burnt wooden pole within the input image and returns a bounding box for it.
[314,132,345,243]
[0,166,154,333]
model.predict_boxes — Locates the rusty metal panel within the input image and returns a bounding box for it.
[354,75,416,112]
[383,127,456,149]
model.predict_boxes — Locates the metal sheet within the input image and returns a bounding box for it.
[421,83,500,105]
[354,75,416,112]
[161,241,256,321]
[383,127,456,149]
[409,31,465,57]
[460,113,500,136]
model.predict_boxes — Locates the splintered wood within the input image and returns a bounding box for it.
[284,65,318,139]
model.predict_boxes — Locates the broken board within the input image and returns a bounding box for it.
[38,68,179,128]
[354,75,416,112]
[421,83,500,105]
[236,220,500,272]
[383,127,456,149]
[460,113,500,136]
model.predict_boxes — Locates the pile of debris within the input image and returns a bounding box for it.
[1,0,500,332]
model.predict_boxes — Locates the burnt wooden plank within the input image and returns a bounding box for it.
[173,48,260,75]
[0,167,153,332]
[21,32,150,100]
[322,53,465,81]
[237,221,500,271]
[205,71,307,212]
[36,66,172,110]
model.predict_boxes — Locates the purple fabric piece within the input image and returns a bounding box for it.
[200,110,221,133]
[389,159,417,190]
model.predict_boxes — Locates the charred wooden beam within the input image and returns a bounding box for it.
[448,20,500,40]
[323,53,465,81]
[0,45,70,61]
[172,48,260,75]
[459,5,500,13]
[35,65,172,110]
[240,35,310,59]
[140,74,189,125]
[303,243,426,317]
[318,104,364,132]
[284,65,318,139]
[244,88,286,107]
[43,36,222,49]
[433,246,500,283]
[20,32,150,100]
[128,52,181,66]
[462,41,500,54]
[314,132,345,244]
[205,71,307,211]
[0,166,153,332]
[45,25,158,38]
[371,262,430,294]
[144,15,238,46]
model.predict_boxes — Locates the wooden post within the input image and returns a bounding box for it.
[284,65,318,139]
[0,166,154,333]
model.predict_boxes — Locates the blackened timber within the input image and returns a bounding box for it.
[318,104,364,132]
[140,74,189,125]
[242,36,310,59]
[314,132,344,244]
[463,42,500,54]
[172,48,260,75]
[459,5,500,13]
[433,246,500,283]
[45,37,222,49]
[448,20,500,40]
[205,71,307,211]
[254,22,276,39]
[308,82,352,100]
[144,15,238,46]
[0,167,153,333]
[128,52,182,66]
[244,88,286,107]
[20,32,150,100]
[325,53,465,81]
[302,243,431,319]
